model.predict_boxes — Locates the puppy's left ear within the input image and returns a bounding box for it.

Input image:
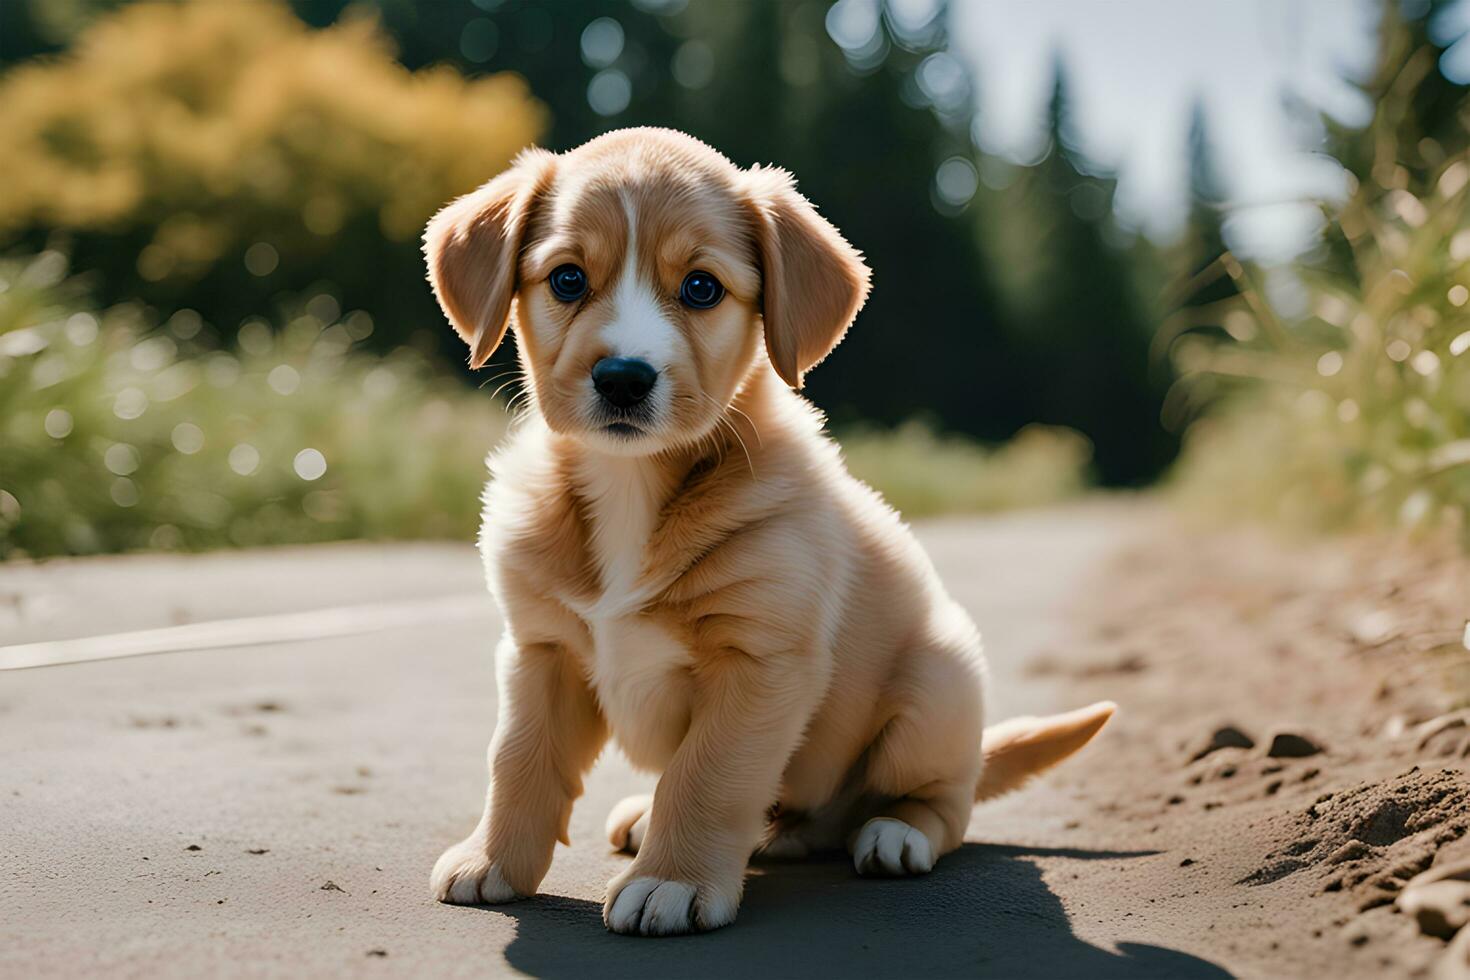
[424,148,555,369]
[747,167,871,389]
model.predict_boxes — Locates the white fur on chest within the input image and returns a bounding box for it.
[574,457,692,770]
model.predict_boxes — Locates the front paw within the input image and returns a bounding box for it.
[603,868,739,936]
[430,837,525,905]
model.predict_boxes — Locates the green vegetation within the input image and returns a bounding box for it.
[842,423,1090,518]
[1168,16,1470,543]
[0,254,506,559]
[0,0,542,352]
[0,257,1086,558]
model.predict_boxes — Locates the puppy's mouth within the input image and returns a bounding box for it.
[603,421,645,438]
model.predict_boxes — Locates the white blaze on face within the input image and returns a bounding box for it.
[599,196,685,377]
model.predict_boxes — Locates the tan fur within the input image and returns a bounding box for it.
[424,128,1114,935]
[974,701,1117,802]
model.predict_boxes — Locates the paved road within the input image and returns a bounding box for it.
[1,505,1231,978]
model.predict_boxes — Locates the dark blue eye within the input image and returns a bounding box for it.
[549,264,587,302]
[679,271,724,310]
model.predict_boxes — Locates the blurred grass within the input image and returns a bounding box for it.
[840,421,1091,517]
[0,253,506,558]
[0,255,1091,559]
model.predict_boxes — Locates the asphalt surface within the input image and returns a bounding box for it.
[1,505,1234,978]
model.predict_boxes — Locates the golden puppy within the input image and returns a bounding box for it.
[425,127,1113,936]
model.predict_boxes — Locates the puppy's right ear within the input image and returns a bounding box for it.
[424,149,554,369]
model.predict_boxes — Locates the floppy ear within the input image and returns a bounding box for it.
[747,167,871,389]
[423,149,554,369]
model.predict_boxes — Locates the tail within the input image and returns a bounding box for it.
[975,701,1116,802]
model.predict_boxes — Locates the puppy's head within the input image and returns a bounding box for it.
[424,128,869,455]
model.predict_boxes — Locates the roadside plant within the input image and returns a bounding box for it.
[1166,21,1470,545]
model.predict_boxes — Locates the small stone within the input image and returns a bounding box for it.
[1416,711,1470,751]
[1180,858,1195,867]
[1399,860,1470,941]
[185,844,202,852]
[1328,841,1373,865]
[1348,609,1398,647]
[1190,725,1256,763]
[1267,732,1324,758]
[321,881,345,893]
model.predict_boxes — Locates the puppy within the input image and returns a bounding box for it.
[424,128,1114,936]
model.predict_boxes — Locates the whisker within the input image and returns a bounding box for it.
[698,393,754,478]
[477,369,522,392]
[724,402,763,449]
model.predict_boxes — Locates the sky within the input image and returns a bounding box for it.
[950,0,1387,261]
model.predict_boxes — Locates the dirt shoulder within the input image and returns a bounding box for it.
[1018,517,1470,978]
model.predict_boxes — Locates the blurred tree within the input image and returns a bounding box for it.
[1181,100,1235,303]
[0,0,544,353]
[674,1,1028,445]
[975,59,1175,483]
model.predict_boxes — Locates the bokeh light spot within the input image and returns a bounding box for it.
[580,18,624,69]
[229,443,260,476]
[268,364,301,395]
[587,69,632,116]
[104,443,141,476]
[44,408,73,439]
[461,18,499,63]
[130,336,176,372]
[935,157,979,208]
[65,313,98,347]
[113,387,149,420]
[167,309,203,340]
[1411,350,1440,376]
[672,41,714,90]
[110,478,139,508]
[244,242,279,277]
[293,448,327,481]
[171,422,205,454]
[238,319,274,356]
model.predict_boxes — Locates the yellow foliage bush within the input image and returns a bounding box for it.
[0,0,543,286]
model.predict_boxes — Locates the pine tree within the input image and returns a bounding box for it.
[977,58,1175,483]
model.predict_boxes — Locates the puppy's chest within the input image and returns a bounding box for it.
[572,465,693,769]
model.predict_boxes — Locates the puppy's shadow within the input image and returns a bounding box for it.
[488,843,1235,979]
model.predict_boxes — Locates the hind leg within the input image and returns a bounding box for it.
[850,645,984,877]
[606,794,653,854]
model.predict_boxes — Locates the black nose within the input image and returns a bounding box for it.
[592,357,658,410]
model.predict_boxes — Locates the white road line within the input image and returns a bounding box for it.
[0,594,496,671]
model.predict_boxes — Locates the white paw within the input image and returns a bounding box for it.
[605,794,653,854]
[603,875,738,936]
[430,839,523,904]
[851,817,935,877]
